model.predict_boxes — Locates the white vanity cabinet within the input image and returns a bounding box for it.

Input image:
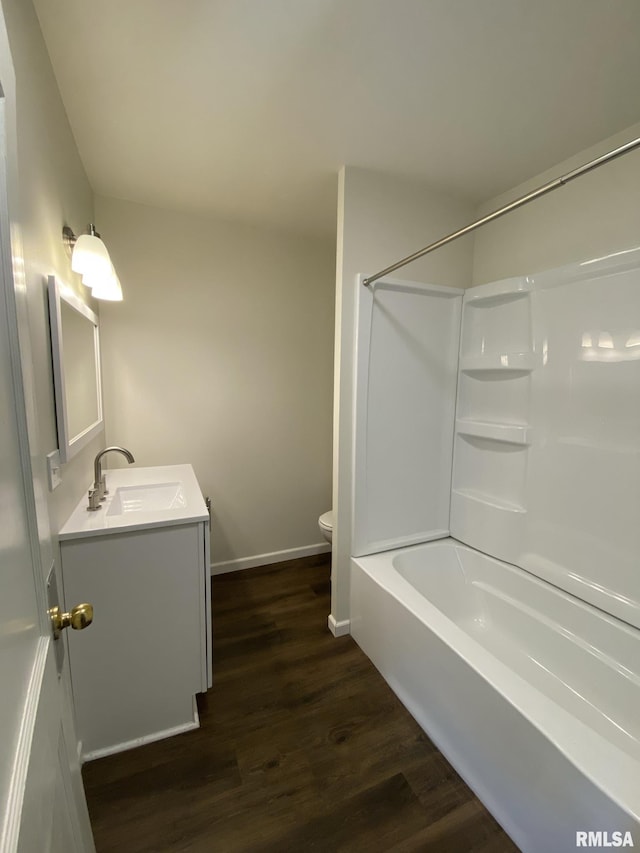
[58,464,212,760]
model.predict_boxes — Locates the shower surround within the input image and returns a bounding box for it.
[349,248,640,853]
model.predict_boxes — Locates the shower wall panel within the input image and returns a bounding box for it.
[352,277,462,557]
[452,248,640,629]
[451,277,534,565]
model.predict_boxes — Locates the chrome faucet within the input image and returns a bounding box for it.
[87,446,135,511]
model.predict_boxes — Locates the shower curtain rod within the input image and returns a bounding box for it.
[362,134,640,288]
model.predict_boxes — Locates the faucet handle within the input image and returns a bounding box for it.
[87,488,102,512]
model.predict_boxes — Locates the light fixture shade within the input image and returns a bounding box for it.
[90,267,123,301]
[71,233,112,278]
[81,269,104,289]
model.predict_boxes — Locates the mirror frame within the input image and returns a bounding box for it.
[48,274,104,463]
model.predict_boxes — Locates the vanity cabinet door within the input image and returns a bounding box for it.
[61,523,205,759]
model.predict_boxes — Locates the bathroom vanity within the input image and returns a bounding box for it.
[58,464,211,760]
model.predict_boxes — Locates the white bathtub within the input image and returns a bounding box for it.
[350,539,640,853]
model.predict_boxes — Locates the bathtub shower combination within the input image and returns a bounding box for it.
[348,249,640,852]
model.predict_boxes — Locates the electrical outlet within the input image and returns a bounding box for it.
[46,450,62,490]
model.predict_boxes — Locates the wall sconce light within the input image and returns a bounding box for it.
[90,266,123,301]
[63,224,123,301]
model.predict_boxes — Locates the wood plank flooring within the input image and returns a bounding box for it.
[82,555,520,852]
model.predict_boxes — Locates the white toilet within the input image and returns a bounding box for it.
[318,510,333,544]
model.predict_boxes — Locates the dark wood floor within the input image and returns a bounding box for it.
[82,555,520,852]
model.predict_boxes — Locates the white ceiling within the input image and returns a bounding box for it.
[33,0,640,237]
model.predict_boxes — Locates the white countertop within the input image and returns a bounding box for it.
[59,464,209,541]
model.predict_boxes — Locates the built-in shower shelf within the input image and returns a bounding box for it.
[464,277,532,307]
[460,353,535,373]
[452,488,527,514]
[455,419,531,445]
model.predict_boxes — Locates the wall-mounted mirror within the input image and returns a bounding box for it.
[48,275,104,462]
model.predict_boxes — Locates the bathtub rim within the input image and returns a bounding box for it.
[350,537,640,824]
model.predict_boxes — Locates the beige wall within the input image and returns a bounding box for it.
[472,121,640,285]
[331,166,476,627]
[96,195,335,569]
[2,0,100,577]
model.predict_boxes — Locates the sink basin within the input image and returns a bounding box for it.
[59,464,208,540]
[107,482,186,516]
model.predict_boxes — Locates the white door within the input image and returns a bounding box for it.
[0,60,95,853]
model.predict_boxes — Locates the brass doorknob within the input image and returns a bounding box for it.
[49,603,94,639]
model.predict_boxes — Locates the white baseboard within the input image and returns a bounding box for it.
[210,542,331,575]
[82,719,200,763]
[328,614,350,637]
